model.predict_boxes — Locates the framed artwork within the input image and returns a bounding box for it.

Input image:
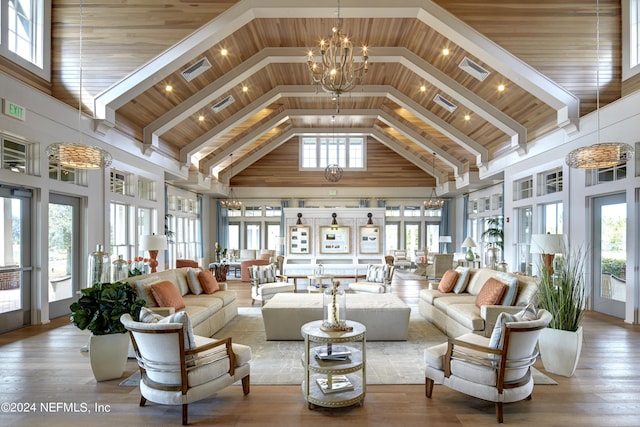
[289,225,310,254]
[319,226,350,254]
[359,226,380,254]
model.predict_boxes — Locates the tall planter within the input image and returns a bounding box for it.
[538,326,583,377]
[89,333,130,381]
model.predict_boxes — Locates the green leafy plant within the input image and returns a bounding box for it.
[70,281,146,335]
[481,217,504,251]
[537,247,586,332]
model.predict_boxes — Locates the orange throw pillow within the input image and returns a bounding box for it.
[475,278,507,308]
[437,270,459,293]
[198,270,220,294]
[150,281,186,310]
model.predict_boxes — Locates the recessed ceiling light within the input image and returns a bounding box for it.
[420,85,427,92]
[221,48,228,56]
[198,115,205,122]
[498,84,505,92]
[442,48,450,56]
[242,85,248,93]
[464,114,471,121]
[165,84,173,92]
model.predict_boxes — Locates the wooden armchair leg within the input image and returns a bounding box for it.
[182,403,188,425]
[425,377,434,398]
[242,374,251,395]
[139,396,147,407]
[495,402,504,423]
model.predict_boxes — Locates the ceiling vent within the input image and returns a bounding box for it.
[459,57,490,81]
[433,94,458,113]
[211,95,235,113]
[181,57,212,82]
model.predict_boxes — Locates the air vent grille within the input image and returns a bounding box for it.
[459,57,490,81]
[211,95,235,113]
[433,94,458,113]
[181,57,212,82]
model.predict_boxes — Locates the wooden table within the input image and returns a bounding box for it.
[209,263,229,281]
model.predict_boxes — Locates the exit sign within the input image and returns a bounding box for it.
[3,100,26,121]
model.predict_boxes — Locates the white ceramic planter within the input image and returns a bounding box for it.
[538,326,583,377]
[89,333,129,381]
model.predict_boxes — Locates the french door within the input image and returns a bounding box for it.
[48,194,81,319]
[0,187,32,333]
[592,193,626,319]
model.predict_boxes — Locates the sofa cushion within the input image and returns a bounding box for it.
[453,267,471,294]
[150,281,186,310]
[446,303,484,331]
[133,275,162,307]
[437,270,459,293]
[514,275,540,306]
[433,294,477,312]
[475,278,507,308]
[466,269,500,295]
[187,268,203,295]
[198,270,220,294]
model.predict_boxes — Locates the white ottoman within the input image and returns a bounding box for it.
[261,293,411,341]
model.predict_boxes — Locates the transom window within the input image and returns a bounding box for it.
[2,0,46,71]
[539,169,563,195]
[513,177,533,200]
[587,164,627,186]
[301,136,365,169]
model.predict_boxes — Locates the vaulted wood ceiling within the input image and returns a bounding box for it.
[46,0,622,195]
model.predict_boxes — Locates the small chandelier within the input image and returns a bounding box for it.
[306,0,368,112]
[47,143,112,170]
[221,154,242,210]
[324,164,343,182]
[565,0,634,169]
[220,187,242,210]
[424,152,445,210]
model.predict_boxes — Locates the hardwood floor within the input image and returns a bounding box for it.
[1,274,639,426]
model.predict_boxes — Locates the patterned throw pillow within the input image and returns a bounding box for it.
[475,278,507,308]
[138,306,164,323]
[150,281,186,310]
[250,265,276,284]
[437,270,459,293]
[198,270,220,294]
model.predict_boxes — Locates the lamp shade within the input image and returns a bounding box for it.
[461,237,476,248]
[530,234,565,254]
[140,234,168,251]
[438,236,452,243]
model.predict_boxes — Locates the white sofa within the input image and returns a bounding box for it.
[418,268,539,338]
[121,267,238,337]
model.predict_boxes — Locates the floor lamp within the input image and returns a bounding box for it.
[140,234,168,273]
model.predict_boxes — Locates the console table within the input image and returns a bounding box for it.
[301,320,366,409]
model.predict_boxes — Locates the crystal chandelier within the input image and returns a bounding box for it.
[221,154,242,210]
[565,0,634,169]
[424,153,445,210]
[306,0,368,112]
[47,0,112,170]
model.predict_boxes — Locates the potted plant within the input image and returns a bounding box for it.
[70,281,146,381]
[536,246,586,377]
[481,217,504,269]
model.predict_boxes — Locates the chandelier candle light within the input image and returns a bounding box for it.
[307,0,368,112]
[424,153,445,210]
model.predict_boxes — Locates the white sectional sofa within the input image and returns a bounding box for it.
[121,267,238,337]
[418,268,539,338]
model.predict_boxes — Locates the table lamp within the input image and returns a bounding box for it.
[439,236,452,253]
[140,233,168,273]
[530,233,565,275]
[461,237,477,262]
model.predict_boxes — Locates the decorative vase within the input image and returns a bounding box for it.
[321,281,346,331]
[87,244,110,288]
[112,255,129,281]
[89,333,130,381]
[464,249,475,261]
[314,263,324,276]
[538,326,583,377]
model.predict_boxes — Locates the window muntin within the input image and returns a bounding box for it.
[513,177,533,200]
[300,136,365,169]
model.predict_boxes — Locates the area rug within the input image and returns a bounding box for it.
[121,307,557,386]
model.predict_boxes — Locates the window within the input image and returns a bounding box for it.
[1,137,27,174]
[110,202,132,260]
[405,223,420,258]
[515,207,532,274]
[228,223,240,250]
[300,136,365,169]
[266,223,281,253]
[265,206,281,217]
[403,206,421,217]
[138,177,157,201]
[110,170,133,196]
[244,206,263,217]
[539,169,563,195]
[631,0,640,68]
[2,0,47,72]
[513,177,533,200]
[587,164,627,186]
[385,223,399,251]
[542,202,563,234]
[385,206,400,217]
[245,224,261,249]
[424,208,441,217]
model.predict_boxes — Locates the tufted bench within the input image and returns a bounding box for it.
[261,293,411,341]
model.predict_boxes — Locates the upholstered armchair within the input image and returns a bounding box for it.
[425,253,454,282]
[424,308,552,423]
[349,264,396,293]
[393,250,412,269]
[120,312,251,425]
[248,264,294,305]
